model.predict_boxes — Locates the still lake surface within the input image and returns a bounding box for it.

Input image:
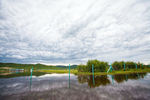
[0,72,150,100]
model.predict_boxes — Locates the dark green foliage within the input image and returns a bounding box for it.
[137,62,141,69]
[87,60,108,72]
[77,60,108,72]
[112,61,124,70]
[77,60,148,72]
[112,61,145,70]
[87,60,100,72]
[77,65,87,72]
[125,61,136,69]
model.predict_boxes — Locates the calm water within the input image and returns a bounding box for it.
[0,73,150,100]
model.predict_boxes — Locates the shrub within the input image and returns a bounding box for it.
[87,60,108,72]
[112,61,125,70]
[77,64,87,72]
[125,61,136,69]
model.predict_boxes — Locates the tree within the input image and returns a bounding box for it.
[87,60,108,72]
[77,64,87,72]
[112,61,124,70]
[125,61,136,69]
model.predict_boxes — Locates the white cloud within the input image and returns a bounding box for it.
[0,0,150,64]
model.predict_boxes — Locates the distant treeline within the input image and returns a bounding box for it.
[0,62,77,70]
[77,60,150,72]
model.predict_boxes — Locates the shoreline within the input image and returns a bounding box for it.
[0,68,150,76]
[37,68,150,75]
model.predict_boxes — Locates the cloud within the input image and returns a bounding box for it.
[0,0,150,64]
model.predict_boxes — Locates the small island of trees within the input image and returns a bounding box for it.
[77,59,149,72]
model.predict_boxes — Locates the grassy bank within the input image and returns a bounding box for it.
[37,69,78,74]
[0,68,150,78]
[1,68,150,76]
[36,68,150,75]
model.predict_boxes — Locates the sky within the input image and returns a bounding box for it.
[0,0,150,65]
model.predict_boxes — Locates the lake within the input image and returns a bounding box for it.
[0,72,150,100]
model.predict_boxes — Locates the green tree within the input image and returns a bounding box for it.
[87,60,108,72]
[112,61,124,70]
[125,61,136,69]
[77,64,87,72]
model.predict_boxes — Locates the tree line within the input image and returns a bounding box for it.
[77,60,149,72]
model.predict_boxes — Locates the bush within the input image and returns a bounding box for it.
[86,60,108,72]
[112,61,124,70]
[125,61,136,69]
[77,64,87,72]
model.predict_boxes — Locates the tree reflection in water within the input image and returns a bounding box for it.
[78,75,110,88]
[78,73,147,88]
[114,73,147,83]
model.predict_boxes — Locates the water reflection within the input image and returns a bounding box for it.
[0,72,46,78]
[29,76,32,91]
[29,67,33,91]
[0,72,150,100]
[0,72,147,90]
[125,75,128,81]
[114,73,147,83]
[78,75,110,88]
[111,75,114,85]
[69,74,70,88]
[78,73,147,88]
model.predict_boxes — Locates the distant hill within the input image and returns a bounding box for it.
[56,65,77,69]
[0,62,77,70]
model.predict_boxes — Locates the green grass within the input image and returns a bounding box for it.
[36,68,150,75]
[78,68,150,75]
[1,67,150,76]
[0,68,150,78]
[37,69,78,74]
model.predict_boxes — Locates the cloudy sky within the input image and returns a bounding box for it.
[0,0,150,65]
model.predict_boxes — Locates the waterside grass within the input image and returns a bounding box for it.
[0,68,150,78]
[36,68,150,75]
